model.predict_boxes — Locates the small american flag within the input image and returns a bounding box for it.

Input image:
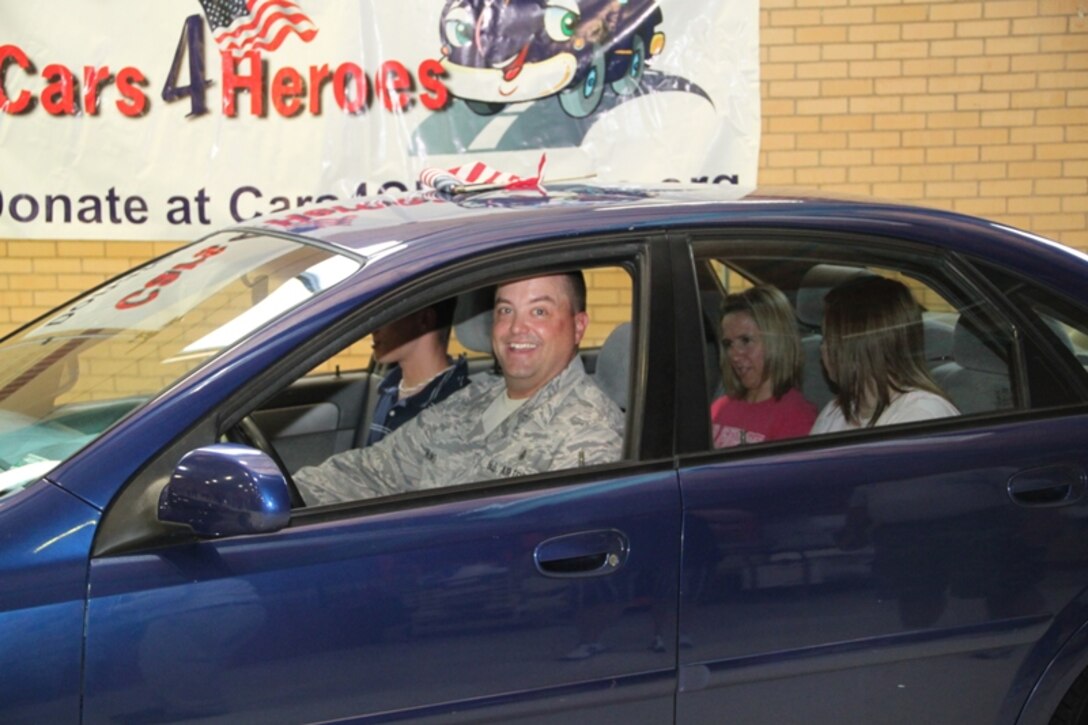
[420,154,550,194]
[447,161,529,187]
[198,0,318,56]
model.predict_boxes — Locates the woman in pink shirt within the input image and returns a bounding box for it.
[711,285,817,447]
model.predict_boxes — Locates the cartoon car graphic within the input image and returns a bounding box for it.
[438,0,666,118]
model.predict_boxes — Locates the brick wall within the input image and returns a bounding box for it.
[2,0,1086,343]
[0,240,180,334]
[760,0,1088,246]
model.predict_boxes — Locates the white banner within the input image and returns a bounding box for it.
[0,0,760,240]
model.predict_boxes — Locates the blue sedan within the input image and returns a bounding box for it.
[3,184,1088,723]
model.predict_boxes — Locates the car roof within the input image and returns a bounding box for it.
[231,183,1088,301]
[238,183,751,250]
[233,183,918,254]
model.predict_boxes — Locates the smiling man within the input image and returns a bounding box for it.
[294,272,625,506]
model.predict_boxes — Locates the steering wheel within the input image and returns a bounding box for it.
[226,416,306,509]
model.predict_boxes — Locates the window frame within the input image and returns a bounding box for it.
[675,228,1073,461]
[957,256,1088,404]
[95,232,670,553]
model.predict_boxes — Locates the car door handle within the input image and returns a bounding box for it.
[1007,465,1086,507]
[533,529,629,578]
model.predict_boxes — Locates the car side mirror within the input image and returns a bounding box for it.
[158,444,291,538]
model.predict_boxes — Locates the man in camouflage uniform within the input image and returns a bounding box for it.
[294,272,624,506]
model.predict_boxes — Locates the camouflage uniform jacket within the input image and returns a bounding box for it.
[294,356,624,505]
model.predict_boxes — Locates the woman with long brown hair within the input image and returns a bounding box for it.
[811,275,959,433]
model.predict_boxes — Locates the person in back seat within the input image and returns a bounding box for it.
[811,276,959,433]
[366,299,469,445]
[711,285,817,447]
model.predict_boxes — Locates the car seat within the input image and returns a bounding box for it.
[922,312,957,369]
[795,264,876,411]
[595,322,632,411]
[452,287,495,357]
[931,320,1014,414]
[795,266,959,412]
[702,290,726,401]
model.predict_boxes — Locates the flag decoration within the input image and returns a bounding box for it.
[420,154,550,195]
[198,0,318,56]
[418,168,464,194]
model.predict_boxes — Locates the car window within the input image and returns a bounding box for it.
[693,236,1024,452]
[1037,312,1088,373]
[972,261,1088,403]
[269,263,636,508]
[0,234,360,499]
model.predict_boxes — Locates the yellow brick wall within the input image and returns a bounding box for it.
[2,0,1086,345]
[761,0,1088,246]
[0,240,181,335]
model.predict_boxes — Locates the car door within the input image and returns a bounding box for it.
[252,360,380,470]
[673,234,1088,724]
[81,242,685,723]
[84,467,680,724]
[0,483,98,724]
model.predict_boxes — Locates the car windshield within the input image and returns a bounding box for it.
[0,232,360,498]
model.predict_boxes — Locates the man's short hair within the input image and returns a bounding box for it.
[428,297,457,344]
[495,272,587,313]
[432,297,457,329]
[561,271,587,313]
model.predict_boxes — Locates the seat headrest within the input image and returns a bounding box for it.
[595,322,632,411]
[795,264,876,329]
[923,312,957,363]
[1042,316,1076,352]
[952,321,1008,375]
[453,287,495,354]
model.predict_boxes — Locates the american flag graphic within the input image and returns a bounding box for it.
[198,0,317,56]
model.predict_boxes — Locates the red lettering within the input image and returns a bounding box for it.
[264,214,313,228]
[222,52,264,117]
[418,58,449,111]
[194,244,226,259]
[82,65,111,115]
[375,60,411,112]
[257,196,448,229]
[41,63,77,115]
[0,44,33,114]
[114,245,227,310]
[272,66,304,117]
[115,67,148,117]
[116,288,160,310]
[146,271,181,288]
[308,64,332,114]
[333,62,367,114]
[3,48,453,119]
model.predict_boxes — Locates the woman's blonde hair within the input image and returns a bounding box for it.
[822,275,947,425]
[719,285,803,399]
